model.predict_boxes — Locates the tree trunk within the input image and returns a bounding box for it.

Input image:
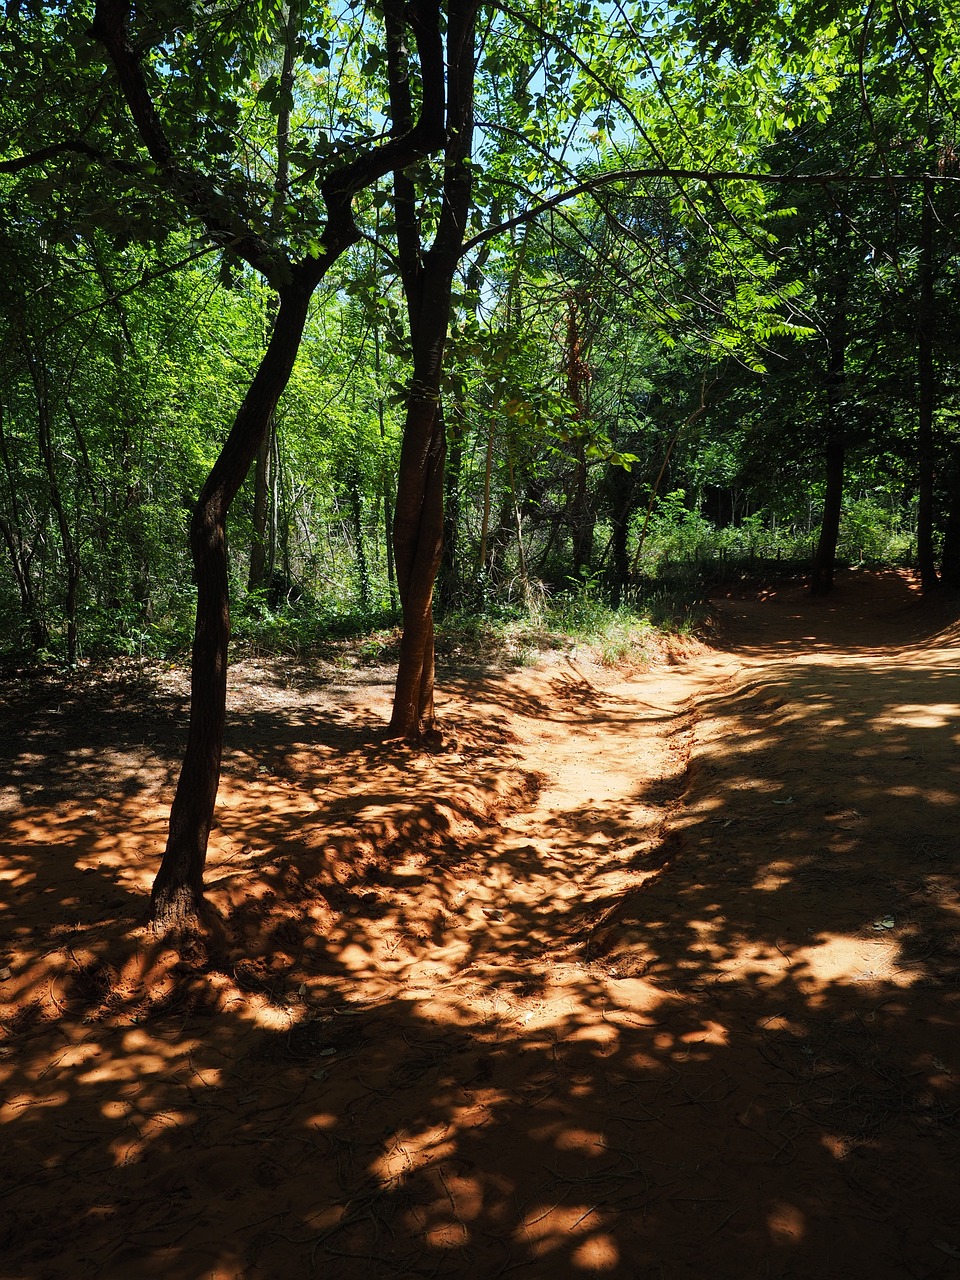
[24,335,81,663]
[437,400,463,614]
[94,0,449,927]
[151,277,315,929]
[810,426,844,596]
[917,175,938,591]
[570,440,594,576]
[372,307,398,611]
[0,402,48,650]
[810,297,847,597]
[247,418,275,593]
[565,298,594,575]
[347,462,371,611]
[940,478,960,588]
[606,463,637,607]
[386,0,475,740]
[249,7,298,596]
[389,384,447,737]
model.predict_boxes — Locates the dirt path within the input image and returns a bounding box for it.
[2,570,959,1278]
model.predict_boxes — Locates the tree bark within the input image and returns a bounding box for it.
[810,425,845,596]
[390,390,445,735]
[152,283,316,927]
[940,472,960,589]
[0,402,48,650]
[437,400,464,613]
[23,334,81,663]
[810,295,847,597]
[386,0,476,740]
[249,6,298,595]
[151,278,316,928]
[95,0,448,927]
[917,175,938,592]
[565,298,594,575]
[247,419,275,593]
[347,462,371,611]
[605,463,638,606]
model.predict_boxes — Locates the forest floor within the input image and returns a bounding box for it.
[2,568,960,1279]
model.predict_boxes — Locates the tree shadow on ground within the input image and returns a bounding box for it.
[2,576,960,1277]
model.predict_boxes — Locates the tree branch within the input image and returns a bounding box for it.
[461,165,960,256]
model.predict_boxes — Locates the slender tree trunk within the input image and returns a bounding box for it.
[570,440,594,575]
[372,307,398,610]
[507,448,530,586]
[810,426,845,596]
[810,298,847,597]
[917,175,938,591]
[565,298,594,575]
[249,5,299,595]
[437,401,463,614]
[0,402,47,649]
[23,336,81,663]
[151,278,315,929]
[478,419,496,574]
[248,420,275,592]
[940,465,960,589]
[347,462,371,611]
[606,464,637,607]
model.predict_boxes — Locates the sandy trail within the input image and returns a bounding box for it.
[1,570,959,1279]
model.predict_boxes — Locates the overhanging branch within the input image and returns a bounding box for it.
[461,165,960,256]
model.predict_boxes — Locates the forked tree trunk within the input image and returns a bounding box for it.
[151,278,315,929]
[385,0,475,740]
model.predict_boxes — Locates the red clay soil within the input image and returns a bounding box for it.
[1,568,959,1279]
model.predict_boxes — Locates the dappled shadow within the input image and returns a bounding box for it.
[715,567,960,657]
[2,938,958,1277]
[3,575,960,1276]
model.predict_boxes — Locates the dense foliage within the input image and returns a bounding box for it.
[2,1,957,665]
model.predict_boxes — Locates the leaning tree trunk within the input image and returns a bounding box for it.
[151,278,315,929]
[94,0,449,929]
